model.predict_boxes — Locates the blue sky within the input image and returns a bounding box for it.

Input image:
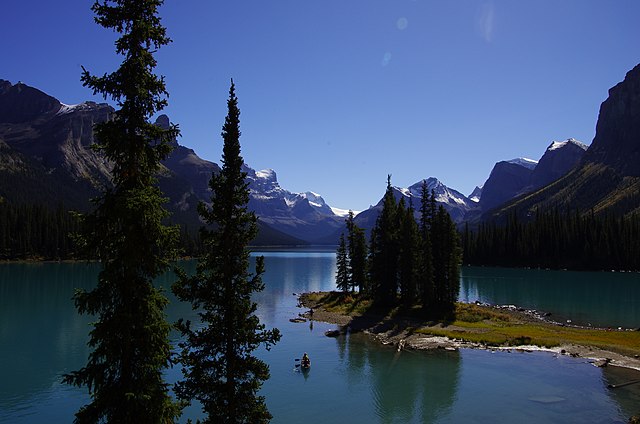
[2,1,640,211]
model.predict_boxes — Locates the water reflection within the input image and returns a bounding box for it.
[339,333,461,424]
[0,263,97,407]
[0,257,637,423]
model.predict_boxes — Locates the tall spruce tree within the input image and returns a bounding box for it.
[431,205,462,318]
[62,1,181,422]
[345,210,368,293]
[398,196,419,307]
[172,81,281,424]
[336,233,350,292]
[368,175,399,306]
[418,181,435,313]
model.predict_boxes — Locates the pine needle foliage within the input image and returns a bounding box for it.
[172,81,281,424]
[62,1,181,423]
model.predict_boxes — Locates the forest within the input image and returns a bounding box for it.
[336,177,462,320]
[463,209,640,271]
[4,199,640,273]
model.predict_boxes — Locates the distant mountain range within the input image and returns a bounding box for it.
[2,63,639,245]
[0,79,343,244]
[351,136,589,234]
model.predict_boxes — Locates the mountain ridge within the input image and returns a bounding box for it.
[486,64,640,221]
[0,79,342,244]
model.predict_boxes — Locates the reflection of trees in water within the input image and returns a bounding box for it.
[341,333,460,423]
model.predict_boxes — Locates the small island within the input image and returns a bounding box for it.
[299,291,640,373]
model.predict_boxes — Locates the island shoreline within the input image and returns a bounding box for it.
[298,291,640,373]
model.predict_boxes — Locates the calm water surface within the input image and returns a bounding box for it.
[460,266,640,328]
[1,251,639,423]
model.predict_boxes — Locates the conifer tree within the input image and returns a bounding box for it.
[418,181,435,313]
[172,81,281,424]
[398,196,419,307]
[345,210,368,293]
[368,175,399,306]
[431,205,462,318]
[62,1,181,422]
[336,233,350,292]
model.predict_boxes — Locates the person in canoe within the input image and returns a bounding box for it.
[301,352,311,369]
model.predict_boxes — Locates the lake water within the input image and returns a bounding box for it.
[1,250,639,423]
[459,266,640,328]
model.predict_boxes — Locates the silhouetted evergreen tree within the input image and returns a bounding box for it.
[431,205,461,318]
[398,197,419,306]
[418,181,435,313]
[172,81,281,424]
[336,233,350,292]
[346,210,368,293]
[62,1,181,422]
[368,175,399,306]
[361,177,462,320]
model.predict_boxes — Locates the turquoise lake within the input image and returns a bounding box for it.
[1,249,639,423]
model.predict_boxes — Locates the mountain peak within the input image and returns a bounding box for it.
[547,138,588,152]
[255,168,277,181]
[583,63,640,176]
[0,79,61,124]
[155,114,171,129]
[507,157,538,170]
[469,185,483,203]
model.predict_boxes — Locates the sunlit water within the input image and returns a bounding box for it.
[1,250,639,423]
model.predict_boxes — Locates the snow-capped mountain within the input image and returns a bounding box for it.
[242,166,344,242]
[479,159,536,212]
[468,185,483,203]
[490,64,640,221]
[0,79,345,245]
[530,138,587,189]
[406,178,476,220]
[353,177,476,233]
[507,157,538,170]
[477,139,588,214]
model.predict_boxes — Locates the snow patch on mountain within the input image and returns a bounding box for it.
[403,177,476,222]
[469,185,483,203]
[507,157,538,170]
[331,207,357,217]
[548,138,588,152]
[56,101,102,116]
[245,166,337,217]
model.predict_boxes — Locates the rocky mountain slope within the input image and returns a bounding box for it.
[476,139,587,214]
[4,61,639,247]
[0,79,341,244]
[478,158,537,212]
[487,64,640,221]
[530,138,587,190]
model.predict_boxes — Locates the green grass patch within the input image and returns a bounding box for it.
[454,303,512,324]
[303,292,640,355]
[416,319,640,353]
[303,291,373,316]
